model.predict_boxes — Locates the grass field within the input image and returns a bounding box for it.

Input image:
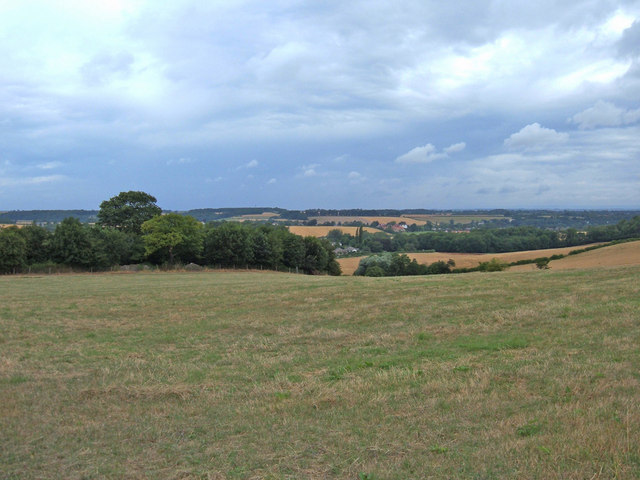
[1,268,639,479]
[288,225,383,237]
[337,244,613,276]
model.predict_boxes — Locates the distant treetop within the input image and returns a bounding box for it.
[98,191,162,234]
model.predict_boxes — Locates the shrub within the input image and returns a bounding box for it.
[478,258,509,272]
[365,265,386,277]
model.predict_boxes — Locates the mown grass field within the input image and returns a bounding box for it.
[1,267,639,479]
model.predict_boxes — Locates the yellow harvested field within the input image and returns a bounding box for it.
[510,240,640,272]
[310,216,427,226]
[288,225,382,237]
[337,244,603,275]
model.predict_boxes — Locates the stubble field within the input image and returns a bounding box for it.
[338,246,608,275]
[288,225,383,237]
[1,267,639,479]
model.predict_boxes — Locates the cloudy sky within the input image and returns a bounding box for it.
[1,0,639,210]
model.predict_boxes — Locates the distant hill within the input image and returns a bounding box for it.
[0,210,99,224]
[179,208,289,222]
[1,207,638,229]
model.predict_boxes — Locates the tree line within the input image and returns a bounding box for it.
[333,219,640,255]
[0,192,340,275]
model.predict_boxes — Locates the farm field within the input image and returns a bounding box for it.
[309,215,428,226]
[510,240,640,271]
[288,225,382,237]
[337,244,610,275]
[1,268,639,479]
[404,214,509,224]
[224,212,281,222]
[309,214,508,226]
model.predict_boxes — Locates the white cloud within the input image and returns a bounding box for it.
[0,175,66,187]
[2,1,640,209]
[267,178,276,184]
[396,141,466,164]
[504,123,569,151]
[444,142,466,154]
[395,144,444,164]
[37,161,64,170]
[571,101,640,129]
[167,157,193,166]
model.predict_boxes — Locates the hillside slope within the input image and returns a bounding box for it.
[510,240,640,271]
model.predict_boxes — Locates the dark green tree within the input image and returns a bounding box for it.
[19,225,51,264]
[89,227,145,268]
[203,222,253,267]
[98,191,162,234]
[303,236,329,274]
[0,227,27,273]
[326,228,344,243]
[50,218,93,268]
[141,214,203,264]
[302,237,341,275]
[281,233,306,270]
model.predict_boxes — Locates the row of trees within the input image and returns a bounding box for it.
[353,253,455,277]
[0,192,340,275]
[0,217,341,275]
[334,219,640,255]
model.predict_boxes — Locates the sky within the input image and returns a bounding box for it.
[1,0,640,211]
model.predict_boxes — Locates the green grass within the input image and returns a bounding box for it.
[1,267,639,479]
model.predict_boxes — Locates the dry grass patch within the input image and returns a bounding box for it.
[1,268,639,479]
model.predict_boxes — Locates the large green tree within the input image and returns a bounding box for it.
[50,218,93,268]
[141,214,203,264]
[203,222,253,267]
[18,225,51,264]
[0,227,27,273]
[98,191,162,234]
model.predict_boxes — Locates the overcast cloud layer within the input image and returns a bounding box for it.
[1,0,639,210]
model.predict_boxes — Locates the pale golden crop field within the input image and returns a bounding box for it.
[288,225,383,237]
[338,244,610,275]
[510,240,640,272]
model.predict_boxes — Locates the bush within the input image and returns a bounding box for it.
[365,265,386,277]
[478,258,509,272]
